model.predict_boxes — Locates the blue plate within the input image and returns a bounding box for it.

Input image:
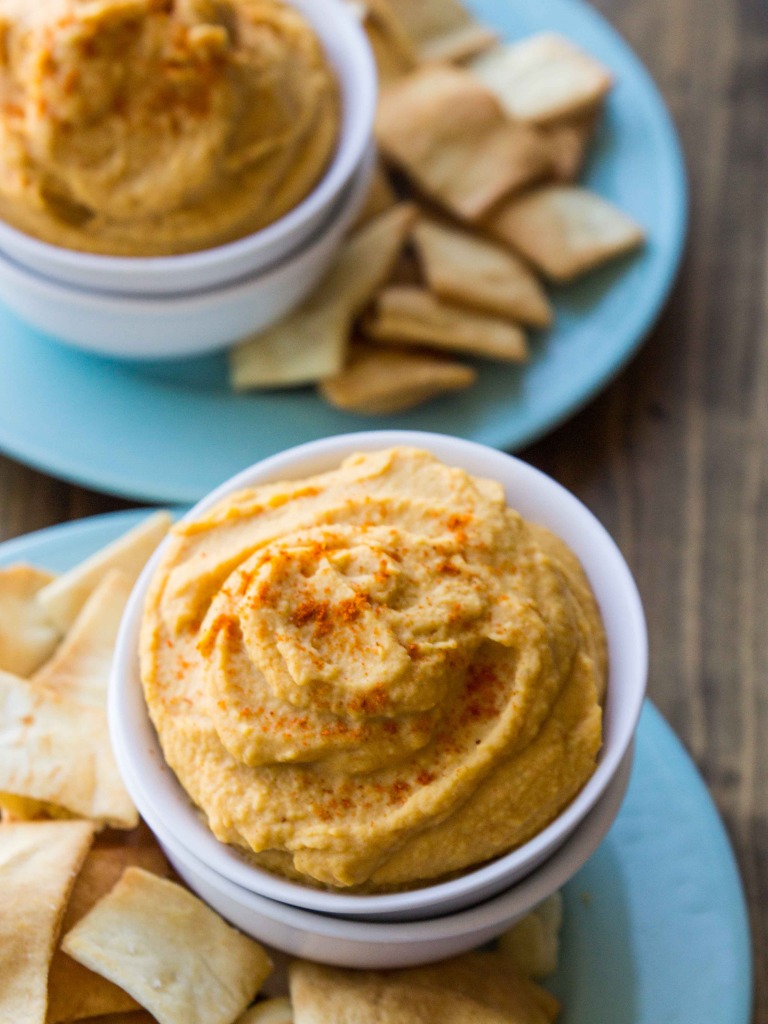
[0,0,686,504]
[0,510,750,1023]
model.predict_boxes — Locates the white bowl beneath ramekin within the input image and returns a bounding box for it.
[110,431,647,921]
[0,0,376,295]
[0,150,372,360]
[113,711,632,967]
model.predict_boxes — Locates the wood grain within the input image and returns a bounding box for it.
[0,0,765,1018]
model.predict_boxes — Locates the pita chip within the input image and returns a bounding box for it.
[485,185,645,281]
[235,998,293,1024]
[386,0,497,63]
[0,820,94,1024]
[359,0,417,84]
[38,512,171,634]
[0,564,60,677]
[498,893,563,979]
[400,951,558,1023]
[352,161,399,229]
[230,204,416,391]
[47,844,171,1024]
[541,109,600,182]
[320,343,476,414]
[376,65,552,221]
[62,867,272,1024]
[412,218,552,326]
[33,569,132,708]
[364,286,528,361]
[0,669,138,829]
[289,959,553,1024]
[471,33,613,125]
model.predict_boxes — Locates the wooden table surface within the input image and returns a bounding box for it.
[0,0,764,1018]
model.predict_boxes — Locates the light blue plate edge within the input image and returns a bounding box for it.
[0,0,687,505]
[0,511,752,1024]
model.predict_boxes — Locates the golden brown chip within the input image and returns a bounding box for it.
[401,951,558,1022]
[352,161,399,229]
[541,109,600,182]
[62,867,272,1024]
[47,843,171,1024]
[0,564,60,677]
[359,0,418,84]
[386,0,497,63]
[498,893,564,979]
[33,569,132,708]
[289,957,556,1024]
[235,997,293,1024]
[38,512,171,634]
[471,33,613,125]
[0,669,138,829]
[485,185,645,281]
[412,218,552,326]
[364,286,528,361]
[230,204,417,391]
[376,65,552,221]
[0,820,94,1024]
[320,342,476,414]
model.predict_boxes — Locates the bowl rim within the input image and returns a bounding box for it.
[0,0,376,278]
[110,431,648,918]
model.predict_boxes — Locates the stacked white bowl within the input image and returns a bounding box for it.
[110,431,648,968]
[0,0,376,360]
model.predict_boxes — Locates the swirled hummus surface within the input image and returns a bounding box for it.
[0,0,339,255]
[140,448,606,890]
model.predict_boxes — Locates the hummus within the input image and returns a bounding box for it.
[0,0,339,255]
[140,448,606,890]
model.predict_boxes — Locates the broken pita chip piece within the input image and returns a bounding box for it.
[386,0,497,63]
[320,342,475,415]
[412,218,552,327]
[376,65,552,221]
[471,33,613,125]
[33,569,132,708]
[401,951,559,1023]
[0,565,60,678]
[540,109,600,182]
[0,820,94,1024]
[0,669,138,829]
[352,161,399,229]
[498,892,564,979]
[359,0,418,84]
[289,958,555,1024]
[62,867,272,1024]
[47,843,171,1024]
[230,204,417,391]
[38,511,171,634]
[364,285,529,362]
[485,185,645,282]
[235,997,294,1024]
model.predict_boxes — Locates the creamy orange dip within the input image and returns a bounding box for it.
[0,0,339,255]
[140,448,606,890]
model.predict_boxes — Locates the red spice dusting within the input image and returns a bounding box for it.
[438,560,461,574]
[389,780,411,805]
[416,770,435,786]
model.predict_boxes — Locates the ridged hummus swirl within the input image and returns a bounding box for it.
[140,448,606,890]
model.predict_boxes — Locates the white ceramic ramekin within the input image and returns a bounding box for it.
[113,713,632,967]
[110,431,647,921]
[0,0,376,295]
[0,151,372,360]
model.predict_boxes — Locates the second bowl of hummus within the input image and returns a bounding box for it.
[110,431,647,920]
[0,0,376,294]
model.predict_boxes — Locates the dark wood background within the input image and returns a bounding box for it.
[0,0,764,1018]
